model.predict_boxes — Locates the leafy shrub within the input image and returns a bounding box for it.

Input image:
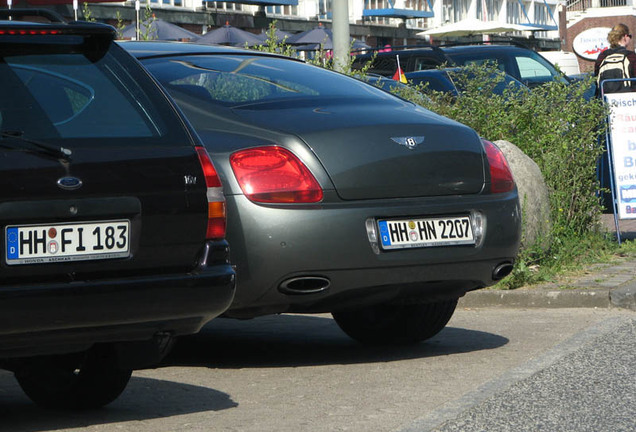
[396,65,610,287]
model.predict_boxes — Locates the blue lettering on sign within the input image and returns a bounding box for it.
[620,185,636,202]
[6,227,19,259]
[610,98,636,108]
[378,221,391,246]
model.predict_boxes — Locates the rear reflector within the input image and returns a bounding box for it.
[196,147,226,240]
[482,140,515,194]
[230,146,323,203]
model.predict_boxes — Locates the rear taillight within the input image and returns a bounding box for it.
[483,139,515,194]
[230,146,323,203]
[196,147,226,240]
[0,29,61,35]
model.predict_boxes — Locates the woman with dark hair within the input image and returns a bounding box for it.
[594,23,636,94]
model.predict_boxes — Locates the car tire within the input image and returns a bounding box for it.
[15,345,132,410]
[332,299,458,345]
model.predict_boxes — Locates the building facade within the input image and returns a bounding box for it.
[3,0,568,48]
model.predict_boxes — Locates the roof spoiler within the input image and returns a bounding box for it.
[0,8,66,23]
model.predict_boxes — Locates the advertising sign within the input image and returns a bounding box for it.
[605,92,636,219]
[573,27,611,60]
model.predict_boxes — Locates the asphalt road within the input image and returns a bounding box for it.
[0,308,633,432]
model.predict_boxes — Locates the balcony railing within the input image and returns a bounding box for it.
[566,0,628,13]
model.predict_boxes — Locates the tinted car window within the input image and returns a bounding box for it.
[412,56,446,71]
[515,55,553,80]
[352,49,448,76]
[448,54,507,73]
[141,54,396,106]
[444,47,568,88]
[407,69,527,97]
[1,44,181,141]
[360,56,398,76]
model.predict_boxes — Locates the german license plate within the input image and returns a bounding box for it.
[378,216,474,250]
[5,220,130,265]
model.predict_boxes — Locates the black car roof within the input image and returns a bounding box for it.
[354,45,446,57]
[119,40,299,62]
[440,44,534,54]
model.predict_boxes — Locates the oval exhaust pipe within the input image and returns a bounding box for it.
[279,276,331,295]
[492,262,514,281]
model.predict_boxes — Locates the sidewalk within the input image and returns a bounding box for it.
[459,214,636,310]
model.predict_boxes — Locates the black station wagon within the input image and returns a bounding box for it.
[0,9,235,409]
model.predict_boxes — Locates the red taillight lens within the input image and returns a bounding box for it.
[230,146,323,203]
[483,140,515,194]
[196,147,226,240]
[0,29,61,35]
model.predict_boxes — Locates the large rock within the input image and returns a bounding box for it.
[495,140,552,251]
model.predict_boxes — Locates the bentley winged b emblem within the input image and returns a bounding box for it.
[390,136,424,150]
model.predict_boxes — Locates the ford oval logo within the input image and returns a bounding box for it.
[57,176,83,191]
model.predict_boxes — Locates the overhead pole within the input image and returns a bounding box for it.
[332,0,350,73]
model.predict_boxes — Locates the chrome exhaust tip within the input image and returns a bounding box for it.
[279,276,331,295]
[492,262,514,281]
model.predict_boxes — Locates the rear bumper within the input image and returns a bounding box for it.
[225,191,521,318]
[0,260,235,359]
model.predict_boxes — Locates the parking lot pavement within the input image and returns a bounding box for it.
[459,214,636,311]
[398,311,636,432]
[0,308,632,432]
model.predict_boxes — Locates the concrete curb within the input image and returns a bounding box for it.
[456,226,636,309]
[610,282,636,310]
[458,272,636,310]
[459,214,636,310]
[459,285,636,310]
[458,287,614,309]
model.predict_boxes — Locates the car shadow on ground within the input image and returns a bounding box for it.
[163,313,508,369]
[0,373,236,432]
[0,314,506,430]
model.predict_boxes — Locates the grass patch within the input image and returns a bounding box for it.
[497,232,635,290]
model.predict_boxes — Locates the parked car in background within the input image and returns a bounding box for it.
[404,67,528,97]
[441,44,570,89]
[124,41,521,346]
[0,10,235,409]
[351,45,449,76]
[353,43,569,89]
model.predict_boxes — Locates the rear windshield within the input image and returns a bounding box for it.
[0,40,188,144]
[140,54,396,107]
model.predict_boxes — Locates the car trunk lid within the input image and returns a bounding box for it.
[232,97,486,200]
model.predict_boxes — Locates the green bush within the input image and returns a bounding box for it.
[393,65,611,287]
[415,66,607,232]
